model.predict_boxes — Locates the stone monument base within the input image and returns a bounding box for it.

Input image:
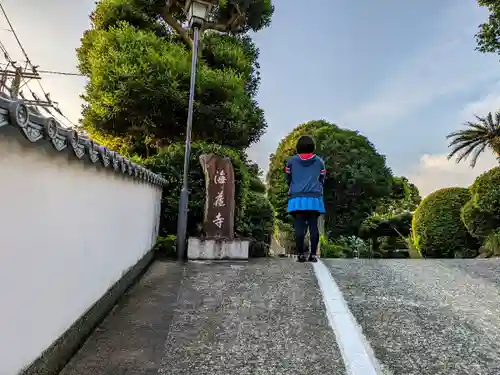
[187,237,249,260]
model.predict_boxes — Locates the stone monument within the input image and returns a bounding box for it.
[187,154,249,260]
[201,153,235,239]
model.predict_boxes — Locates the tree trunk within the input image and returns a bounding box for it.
[492,139,500,160]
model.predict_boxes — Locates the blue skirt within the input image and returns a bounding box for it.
[287,197,325,214]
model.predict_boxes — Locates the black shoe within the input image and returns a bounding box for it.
[308,255,318,262]
[297,254,306,263]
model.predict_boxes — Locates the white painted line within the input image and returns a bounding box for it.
[313,260,383,375]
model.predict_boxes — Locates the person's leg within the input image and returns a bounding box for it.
[293,213,307,262]
[307,213,320,261]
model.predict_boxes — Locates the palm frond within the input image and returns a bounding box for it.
[468,142,488,167]
[453,140,484,166]
[447,139,483,159]
[446,111,500,167]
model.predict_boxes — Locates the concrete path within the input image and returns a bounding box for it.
[60,258,500,375]
[60,259,345,375]
[324,259,500,375]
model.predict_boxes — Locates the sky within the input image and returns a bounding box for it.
[3,0,500,196]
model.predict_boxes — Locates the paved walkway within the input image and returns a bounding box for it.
[61,259,345,375]
[60,258,500,375]
[324,259,500,375]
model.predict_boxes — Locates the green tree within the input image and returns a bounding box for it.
[78,0,272,156]
[475,0,500,54]
[447,112,500,167]
[242,159,266,193]
[375,176,421,215]
[267,120,393,238]
[240,191,275,256]
[88,0,274,49]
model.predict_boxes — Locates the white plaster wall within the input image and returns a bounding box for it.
[0,134,162,375]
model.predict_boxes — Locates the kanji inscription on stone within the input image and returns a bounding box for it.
[199,154,235,238]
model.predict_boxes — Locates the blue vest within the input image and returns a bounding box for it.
[285,154,326,214]
[285,154,326,198]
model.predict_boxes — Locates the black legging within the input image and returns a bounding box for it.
[293,211,320,256]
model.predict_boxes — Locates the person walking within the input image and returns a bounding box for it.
[284,135,326,263]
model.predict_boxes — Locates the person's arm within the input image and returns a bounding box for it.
[319,159,326,185]
[284,159,292,186]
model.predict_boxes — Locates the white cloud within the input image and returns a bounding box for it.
[461,82,500,119]
[408,151,498,197]
[407,79,500,197]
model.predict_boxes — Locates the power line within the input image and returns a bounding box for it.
[37,69,85,77]
[0,3,33,69]
[0,2,79,128]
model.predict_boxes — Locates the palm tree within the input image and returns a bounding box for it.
[447,111,500,167]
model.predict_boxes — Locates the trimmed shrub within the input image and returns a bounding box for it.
[469,167,500,216]
[412,187,479,258]
[461,200,499,241]
[483,229,500,257]
[462,167,500,242]
[142,142,249,238]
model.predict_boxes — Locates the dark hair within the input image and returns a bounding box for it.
[296,135,315,154]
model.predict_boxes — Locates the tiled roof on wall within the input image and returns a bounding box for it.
[0,93,166,187]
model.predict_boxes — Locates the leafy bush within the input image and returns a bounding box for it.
[359,212,412,239]
[462,167,500,242]
[469,167,500,215]
[375,176,421,215]
[405,235,422,259]
[320,235,346,258]
[461,200,499,240]
[240,191,275,257]
[412,187,479,258]
[334,236,369,258]
[358,212,412,258]
[380,236,407,251]
[153,235,177,259]
[483,229,500,257]
[249,176,266,194]
[142,141,249,237]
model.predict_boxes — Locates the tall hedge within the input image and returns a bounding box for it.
[142,142,249,237]
[462,167,500,240]
[412,187,478,258]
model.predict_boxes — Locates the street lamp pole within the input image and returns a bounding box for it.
[176,0,213,262]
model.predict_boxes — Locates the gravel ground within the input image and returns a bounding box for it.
[157,259,345,375]
[324,259,500,375]
[61,259,346,375]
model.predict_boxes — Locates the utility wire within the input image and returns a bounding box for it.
[37,69,85,77]
[0,2,79,128]
[0,3,30,66]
